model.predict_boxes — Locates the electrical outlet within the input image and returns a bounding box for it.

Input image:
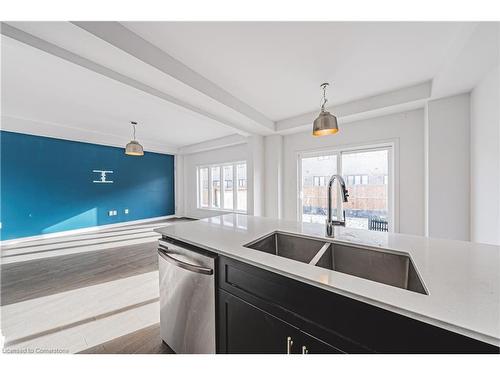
[124,209,129,214]
[113,210,117,216]
[108,210,114,217]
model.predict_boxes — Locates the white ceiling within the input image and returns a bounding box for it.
[1,21,497,152]
[3,21,274,136]
[1,35,234,150]
[431,22,500,98]
[124,22,467,121]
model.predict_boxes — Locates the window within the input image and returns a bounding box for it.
[223,165,233,210]
[199,167,209,208]
[313,176,326,186]
[300,154,338,224]
[237,163,247,211]
[299,145,393,232]
[342,149,390,231]
[211,166,220,208]
[197,162,247,213]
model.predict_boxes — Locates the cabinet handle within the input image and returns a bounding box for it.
[302,345,308,354]
[286,336,293,354]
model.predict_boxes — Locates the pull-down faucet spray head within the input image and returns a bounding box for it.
[326,174,349,237]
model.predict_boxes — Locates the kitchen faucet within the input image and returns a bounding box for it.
[326,174,349,237]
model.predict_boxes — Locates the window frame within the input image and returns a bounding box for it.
[196,160,247,214]
[297,140,398,232]
[198,166,210,208]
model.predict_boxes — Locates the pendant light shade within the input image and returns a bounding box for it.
[313,110,338,136]
[125,140,144,156]
[125,121,144,156]
[312,83,339,137]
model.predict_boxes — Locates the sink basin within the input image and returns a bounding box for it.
[244,231,427,295]
[315,243,427,294]
[244,232,327,264]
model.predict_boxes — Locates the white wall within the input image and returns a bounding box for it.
[181,143,250,219]
[426,94,471,241]
[174,154,185,216]
[282,109,425,236]
[264,135,284,219]
[470,66,500,245]
[247,135,265,216]
[179,90,495,245]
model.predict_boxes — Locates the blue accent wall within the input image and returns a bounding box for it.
[0,131,175,240]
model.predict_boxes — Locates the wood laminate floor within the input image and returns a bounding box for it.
[80,323,174,354]
[1,218,194,354]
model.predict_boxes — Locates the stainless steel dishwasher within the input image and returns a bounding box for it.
[157,238,216,354]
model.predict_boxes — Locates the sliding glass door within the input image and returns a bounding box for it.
[300,154,338,224]
[299,144,393,232]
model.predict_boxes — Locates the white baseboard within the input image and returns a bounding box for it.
[0,215,177,246]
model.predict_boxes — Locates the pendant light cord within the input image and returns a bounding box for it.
[320,83,329,112]
[131,121,137,141]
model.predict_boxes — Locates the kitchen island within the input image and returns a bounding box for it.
[155,214,500,353]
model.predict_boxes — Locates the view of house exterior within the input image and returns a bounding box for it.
[301,150,389,230]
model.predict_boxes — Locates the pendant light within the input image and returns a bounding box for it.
[312,82,339,136]
[125,121,144,156]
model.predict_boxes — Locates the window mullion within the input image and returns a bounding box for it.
[219,165,224,210]
[196,167,200,208]
[337,152,343,220]
[208,166,212,208]
[297,154,302,222]
[233,163,237,211]
[388,147,394,232]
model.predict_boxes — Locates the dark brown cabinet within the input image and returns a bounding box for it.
[218,289,340,354]
[216,255,499,354]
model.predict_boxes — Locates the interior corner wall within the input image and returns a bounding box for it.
[181,143,250,219]
[281,109,425,236]
[426,93,471,241]
[247,135,265,216]
[175,154,185,217]
[470,66,500,245]
[264,135,284,219]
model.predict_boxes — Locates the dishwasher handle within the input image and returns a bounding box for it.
[158,246,213,275]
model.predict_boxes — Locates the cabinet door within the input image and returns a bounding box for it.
[218,289,298,354]
[298,331,344,354]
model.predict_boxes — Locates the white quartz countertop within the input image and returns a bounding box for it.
[155,214,500,346]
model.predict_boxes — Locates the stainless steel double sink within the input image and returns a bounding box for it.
[244,231,427,295]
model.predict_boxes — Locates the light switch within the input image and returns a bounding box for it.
[124,209,129,214]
